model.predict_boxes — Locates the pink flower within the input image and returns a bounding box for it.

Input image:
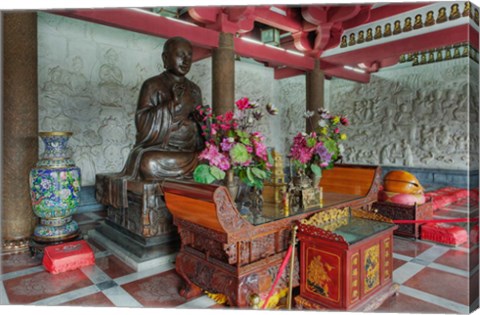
[290,133,314,164]
[199,143,231,171]
[220,137,235,151]
[235,97,251,110]
[253,138,268,161]
[334,128,340,134]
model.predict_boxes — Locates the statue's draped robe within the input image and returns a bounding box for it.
[104,72,204,208]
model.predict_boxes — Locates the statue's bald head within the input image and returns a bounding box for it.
[162,37,193,76]
[163,37,192,55]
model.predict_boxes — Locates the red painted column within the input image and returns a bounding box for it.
[212,32,235,115]
[2,12,39,252]
[306,59,324,133]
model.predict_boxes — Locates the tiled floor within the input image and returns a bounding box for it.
[1,199,479,314]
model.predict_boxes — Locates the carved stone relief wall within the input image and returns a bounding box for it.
[40,12,472,186]
[38,13,305,185]
[326,58,471,170]
[38,12,167,186]
[469,61,479,171]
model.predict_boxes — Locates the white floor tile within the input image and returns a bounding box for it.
[176,295,218,309]
[102,285,143,307]
[393,262,426,284]
[31,285,100,306]
[0,281,10,304]
[400,285,470,313]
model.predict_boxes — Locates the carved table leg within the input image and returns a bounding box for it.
[180,281,203,299]
[175,251,203,299]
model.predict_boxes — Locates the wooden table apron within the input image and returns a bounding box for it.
[161,164,382,307]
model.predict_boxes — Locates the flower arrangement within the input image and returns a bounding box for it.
[193,97,278,189]
[289,109,349,177]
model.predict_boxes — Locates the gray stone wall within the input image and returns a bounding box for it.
[37,12,304,185]
[325,58,472,171]
[38,12,475,187]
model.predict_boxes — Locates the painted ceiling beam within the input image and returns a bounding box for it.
[321,61,371,83]
[322,24,469,67]
[53,8,319,76]
[53,8,220,49]
[234,38,315,71]
[470,24,479,50]
[343,2,431,29]
[273,67,304,80]
[254,6,303,33]
[189,7,256,34]
[368,2,432,21]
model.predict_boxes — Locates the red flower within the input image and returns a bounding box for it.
[235,97,251,110]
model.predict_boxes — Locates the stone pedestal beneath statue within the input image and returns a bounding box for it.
[93,173,179,270]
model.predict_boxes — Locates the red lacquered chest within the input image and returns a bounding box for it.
[295,208,398,311]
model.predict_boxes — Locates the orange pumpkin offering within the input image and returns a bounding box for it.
[383,170,424,194]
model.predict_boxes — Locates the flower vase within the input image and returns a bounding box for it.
[310,173,322,189]
[29,131,81,243]
[225,169,239,201]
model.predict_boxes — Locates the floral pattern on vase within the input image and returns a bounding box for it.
[29,131,81,242]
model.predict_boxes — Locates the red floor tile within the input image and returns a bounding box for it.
[470,247,479,270]
[3,269,93,304]
[402,267,469,306]
[121,269,190,307]
[60,292,115,307]
[95,254,136,279]
[434,249,469,271]
[1,252,42,274]
[376,292,455,313]
[393,237,432,258]
[393,258,408,270]
[469,271,479,305]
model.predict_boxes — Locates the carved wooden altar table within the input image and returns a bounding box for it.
[162,164,382,307]
[295,208,398,311]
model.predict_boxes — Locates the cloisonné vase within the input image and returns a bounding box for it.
[29,131,81,243]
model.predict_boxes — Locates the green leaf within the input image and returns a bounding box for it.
[310,164,322,176]
[246,167,254,182]
[267,150,274,165]
[210,166,226,180]
[306,137,317,148]
[236,130,249,138]
[252,178,264,189]
[324,139,338,154]
[193,164,216,184]
[230,143,250,164]
[240,137,252,146]
[251,167,267,179]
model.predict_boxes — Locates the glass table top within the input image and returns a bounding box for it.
[316,216,394,244]
[237,191,365,226]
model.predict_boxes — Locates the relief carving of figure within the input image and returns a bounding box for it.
[97,49,125,107]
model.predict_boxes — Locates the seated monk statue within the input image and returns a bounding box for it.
[121,36,204,180]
